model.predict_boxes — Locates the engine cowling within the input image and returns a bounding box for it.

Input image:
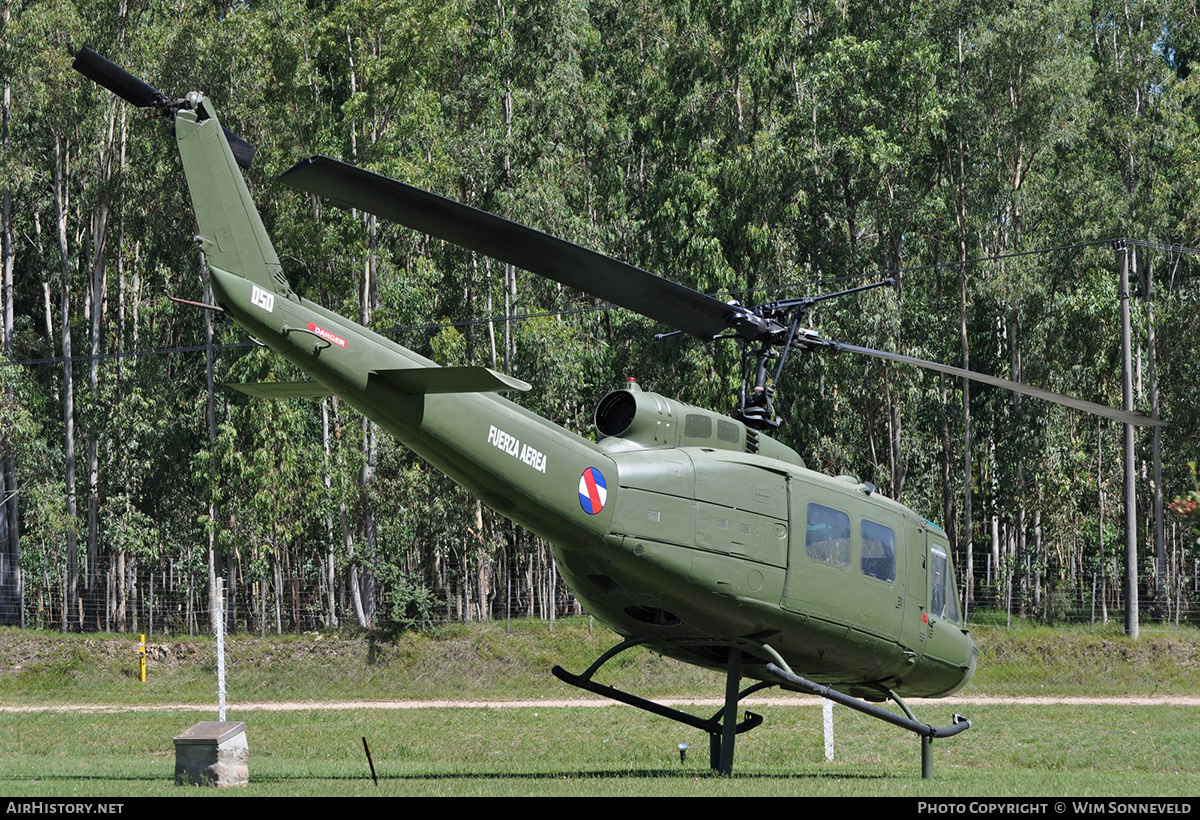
[595,378,805,468]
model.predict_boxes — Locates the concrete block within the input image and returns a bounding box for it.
[173,721,249,787]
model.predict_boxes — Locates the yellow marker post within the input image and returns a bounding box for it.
[139,634,146,683]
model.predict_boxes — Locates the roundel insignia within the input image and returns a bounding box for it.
[578,467,608,515]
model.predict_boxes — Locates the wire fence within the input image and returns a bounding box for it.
[12,550,1200,636]
[4,555,1197,782]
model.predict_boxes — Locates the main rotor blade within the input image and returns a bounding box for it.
[278,155,746,341]
[73,46,167,109]
[830,341,1164,427]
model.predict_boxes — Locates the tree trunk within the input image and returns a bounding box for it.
[85,172,113,631]
[321,399,339,628]
[54,130,81,631]
[0,8,20,625]
[339,502,369,628]
[955,26,974,615]
[1144,256,1164,604]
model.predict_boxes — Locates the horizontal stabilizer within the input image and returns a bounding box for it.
[226,381,333,399]
[378,366,531,394]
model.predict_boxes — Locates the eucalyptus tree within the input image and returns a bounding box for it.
[6,0,1195,633]
[1087,0,1200,614]
[7,0,97,629]
[940,0,1105,616]
[0,0,20,624]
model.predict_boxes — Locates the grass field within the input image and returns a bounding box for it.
[2,704,1197,797]
[1,704,1196,797]
[1,620,1197,797]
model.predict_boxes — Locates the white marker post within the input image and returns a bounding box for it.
[215,577,227,722]
[823,699,835,761]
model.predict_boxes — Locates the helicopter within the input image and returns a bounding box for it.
[74,47,1161,778]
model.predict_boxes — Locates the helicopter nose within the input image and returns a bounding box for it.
[943,641,978,697]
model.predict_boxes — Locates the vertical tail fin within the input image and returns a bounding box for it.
[174,96,289,295]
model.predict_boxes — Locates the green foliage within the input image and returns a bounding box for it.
[1169,462,1200,548]
[0,624,1198,795]
[2,0,1199,634]
[372,563,438,635]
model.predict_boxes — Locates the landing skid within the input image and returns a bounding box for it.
[765,663,972,779]
[552,636,971,778]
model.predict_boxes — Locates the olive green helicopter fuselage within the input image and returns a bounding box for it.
[176,93,976,702]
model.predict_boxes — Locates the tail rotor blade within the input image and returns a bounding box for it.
[222,126,256,170]
[74,46,255,169]
[72,46,167,109]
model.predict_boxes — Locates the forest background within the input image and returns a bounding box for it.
[1,0,1199,637]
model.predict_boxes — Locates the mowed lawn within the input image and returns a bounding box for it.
[1,621,1198,796]
[1,702,1197,797]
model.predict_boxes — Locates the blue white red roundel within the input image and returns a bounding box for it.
[578,467,608,515]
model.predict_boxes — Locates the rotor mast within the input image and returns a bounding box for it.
[732,278,897,431]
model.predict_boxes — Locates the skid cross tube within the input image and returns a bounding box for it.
[765,663,971,779]
[553,637,785,774]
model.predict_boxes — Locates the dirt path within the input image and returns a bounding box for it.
[4,694,1199,713]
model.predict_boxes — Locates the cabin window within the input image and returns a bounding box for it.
[685,414,712,439]
[717,420,741,444]
[929,544,960,623]
[860,519,895,582]
[805,503,850,568]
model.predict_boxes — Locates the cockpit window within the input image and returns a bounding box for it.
[930,544,960,623]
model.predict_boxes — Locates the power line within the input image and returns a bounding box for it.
[2,341,256,368]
